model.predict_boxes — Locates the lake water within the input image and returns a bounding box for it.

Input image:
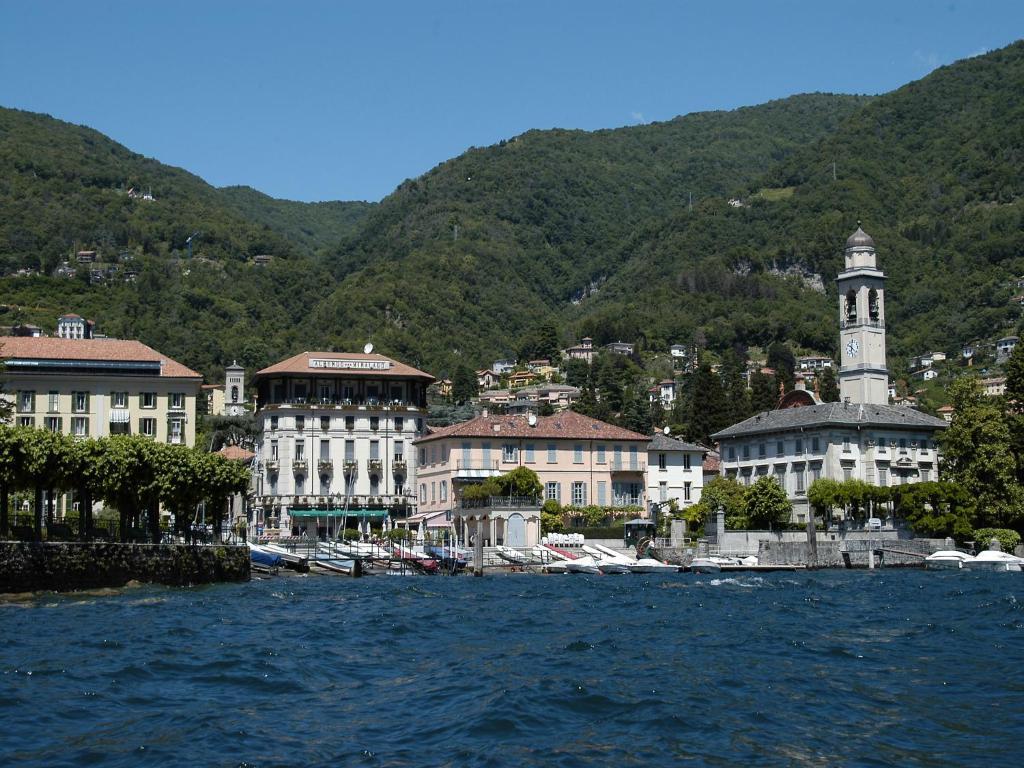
[1,570,1022,767]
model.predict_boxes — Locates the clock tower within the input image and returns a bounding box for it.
[837,224,888,405]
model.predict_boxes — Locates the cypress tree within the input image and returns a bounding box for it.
[818,366,840,402]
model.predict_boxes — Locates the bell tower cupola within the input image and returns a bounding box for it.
[837,222,888,405]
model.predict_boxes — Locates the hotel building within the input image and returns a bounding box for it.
[250,350,434,537]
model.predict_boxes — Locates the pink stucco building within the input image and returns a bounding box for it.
[413,411,649,547]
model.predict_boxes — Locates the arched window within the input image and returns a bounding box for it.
[370,475,379,495]
[231,385,239,403]
[868,288,879,320]
[845,289,857,321]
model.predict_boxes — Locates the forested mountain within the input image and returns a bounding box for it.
[2,41,1023,384]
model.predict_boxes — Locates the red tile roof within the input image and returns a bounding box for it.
[415,410,649,444]
[255,351,434,381]
[0,337,201,378]
[218,445,256,462]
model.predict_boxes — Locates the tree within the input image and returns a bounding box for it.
[687,475,746,531]
[687,361,728,444]
[818,366,840,403]
[938,377,1023,530]
[720,350,751,424]
[451,365,478,405]
[494,466,543,498]
[767,342,796,393]
[743,475,792,529]
[807,477,843,526]
[0,425,28,534]
[563,359,591,389]
[749,370,777,413]
[1003,341,1024,485]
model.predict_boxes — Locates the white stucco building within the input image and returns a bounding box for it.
[646,433,705,511]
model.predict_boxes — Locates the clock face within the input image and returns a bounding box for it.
[846,339,860,357]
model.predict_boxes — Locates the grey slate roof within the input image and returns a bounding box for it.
[711,402,947,440]
[647,432,706,452]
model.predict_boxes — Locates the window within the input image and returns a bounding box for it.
[758,443,766,459]
[71,417,88,437]
[170,392,184,410]
[345,415,354,431]
[296,415,305,432]
[572,481,587,505]
[461,442,471,468]
[48,391,60,412]
[271,440,279,459]
[502,444,518,463]
[845,288,857,321]
[843,436,851,453]
[295,475,305,494]
[684,453,692,470]
[545,482,560,502]
[547,444,557,463]
[629,446,639,469]
[394,441,404,462]
[370,440,380,460]
[320,475,330,495]
[45,417,61,433]
[812,436,820,452]
[774,467,786,492]
[898,438,907,453]
[231,385,239,403]
[113,391,128,408]
[370,416,379,432]
[525,444,535,463]
[810,463,822,483]
[742,445,750,460]
[878,466,888,486]
[482,442,492,467]
[658,453,667,470]
[728,446,736,461]
[270,415,279,431]
[168,418,184,445]
[141,392,156,409]
[684,481,692,502]
[843,466,853,482]
[319,439,330,461]
[920,467,930,482]
[573,444,584,464]
[614,445,623,468]
[345,440,355,461]
[269,474,278,495]
[17,416,34,428]
[440,481,448,502]
[596,445,606,464]
[369,474,379,495]
[776,440,784,458]
[140,418,156,437]
[295,441,305,460]
[597,481,607,505]
[878,437,887,449]
[394,417,404,432]
[72,391,89,413]
[18,391,35,413]
[795,438,803,455]
[320,416,330,432]
[794,465,805,494]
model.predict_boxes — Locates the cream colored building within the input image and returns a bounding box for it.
[1,337,202,445]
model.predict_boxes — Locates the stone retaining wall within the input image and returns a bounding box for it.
[757,537,947,568]
[0,542,250,593]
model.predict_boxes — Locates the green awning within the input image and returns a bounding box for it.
[288,508,389,519]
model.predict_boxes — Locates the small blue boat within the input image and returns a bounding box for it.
[249,543,283,569]
[426,545,468,571]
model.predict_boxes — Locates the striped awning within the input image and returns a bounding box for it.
[109,409,130,424]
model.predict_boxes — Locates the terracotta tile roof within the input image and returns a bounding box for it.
[218,445,256,461]
[0,337,202,378]
[255,351,434,381]
[415,410,649,444]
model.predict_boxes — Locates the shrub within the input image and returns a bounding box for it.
[385,528,412,542]
[973,528,1021,553]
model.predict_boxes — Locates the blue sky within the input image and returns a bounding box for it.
[1,1,1021,202]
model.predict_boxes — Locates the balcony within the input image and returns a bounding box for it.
[292,459,308,473]
[318,460,333,473]
[260,398,425,412]
[264,459,279,472]
[393,459,407,472]
[610,460,646,473]
[367,458,384,473]
[343,459,358,473]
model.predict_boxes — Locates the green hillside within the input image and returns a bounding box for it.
[217,185,374,256]
[2,41,1023,385]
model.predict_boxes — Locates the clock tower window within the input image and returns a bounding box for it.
[845,290,857,322]
[868,288,879,320]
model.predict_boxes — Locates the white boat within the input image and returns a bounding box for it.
[565,556,601,575]
[689,557,721,574]
[924,550,975,570]
[597,561,631,575]
[628,558,679,574]
[495,545,529,565]
[963,550,1023,572]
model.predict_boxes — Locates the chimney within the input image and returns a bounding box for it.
[482,408,489,418]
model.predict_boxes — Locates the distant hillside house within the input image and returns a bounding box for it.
[981,376,1007,397]
[492,359,516,375]
[508,383,580,412]
[798,355,833,371]
[76,250,97,264]
[563,337,595,363]
[937,405,955,423]
[962,341,978,359]
[253,254,273,266]
[478,389,512,407]
[476,369,499,389]
[648,379,677,406]
[508,370,536,389]
[910,368,939,382]
[603,341,635,356]
[56,313,95,340]
[996,336,1019,363]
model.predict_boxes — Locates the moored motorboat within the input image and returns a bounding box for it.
[628,557,679,574]
[495,545,530,565]
[963,550,1023,572]
[924,550,975,570]
[248,543,282,571]
[689,557,721,574]
[596,561,631,575]
[565,556,601,575]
